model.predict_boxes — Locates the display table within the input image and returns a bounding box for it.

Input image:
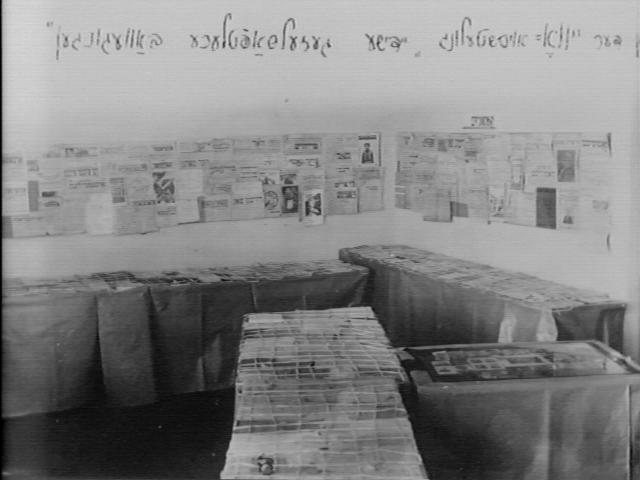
[401,340,640,480]
[221,307,428,480]
[2,260,368,417]
[339,245,626,349]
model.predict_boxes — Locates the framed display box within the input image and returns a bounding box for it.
[401,340,640,480]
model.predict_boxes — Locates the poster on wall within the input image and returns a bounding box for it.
[7,132,384,238]
[357,134,380,166]
[302,189,324,226]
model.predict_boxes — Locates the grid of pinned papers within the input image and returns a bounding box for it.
[221,307,428,479]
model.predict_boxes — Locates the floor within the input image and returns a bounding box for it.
[3,390,235,480]
[3,389,466,480]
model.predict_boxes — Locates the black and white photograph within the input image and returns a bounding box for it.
[2,1,639,480]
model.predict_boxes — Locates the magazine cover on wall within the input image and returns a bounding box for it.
[302,189,324,226]
[357,133,380,166]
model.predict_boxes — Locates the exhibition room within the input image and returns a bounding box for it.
[3,1,639,479]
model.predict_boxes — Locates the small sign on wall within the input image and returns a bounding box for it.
[464,116,495,129]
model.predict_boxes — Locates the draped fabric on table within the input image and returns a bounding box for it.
[2,291,102,417]
[97,286,157,406]
[251,270,369,312]
[2,262,368,417]
[412,373,640,480]
[339,246,626,350]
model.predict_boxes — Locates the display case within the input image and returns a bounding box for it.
[401,340,640,480]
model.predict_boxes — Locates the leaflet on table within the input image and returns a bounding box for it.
[302,188,324,226]
[357,133,380,166]
[504,190,536,227]
[199,194,232,222]
[327,187,358,215]
[113,200,158,235]
[262,184,282,217]
[2,182,30,215]
[358,179,383,212]
[85,193,114,235]
[557,186,580,229]
[231,191,264,220]
[422,188,452,223]
[3,153,28,183]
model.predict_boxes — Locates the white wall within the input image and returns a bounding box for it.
[3,0,638,358]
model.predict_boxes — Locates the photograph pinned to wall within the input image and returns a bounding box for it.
[281,185,299,215]
[357,133,380,166]
[302,189,324,226]
[259,169,280,186]
[152,167,178,228]
[280,170,298,186]
[556,149,577,183]
[263,184,282,217]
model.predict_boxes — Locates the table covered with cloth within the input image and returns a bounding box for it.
[339,245,627,350]
[2,260,368,417]
[400,341,640,480]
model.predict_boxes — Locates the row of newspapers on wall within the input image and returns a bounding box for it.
[395,132,612,232]
[1,133,384,237]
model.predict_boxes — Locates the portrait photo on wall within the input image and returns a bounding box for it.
[556,149,577,182]
[358,133,380,166]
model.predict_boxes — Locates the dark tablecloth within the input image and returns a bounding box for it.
[405,342,640,480]
[2,262,368,417]
[339,245,626,350]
